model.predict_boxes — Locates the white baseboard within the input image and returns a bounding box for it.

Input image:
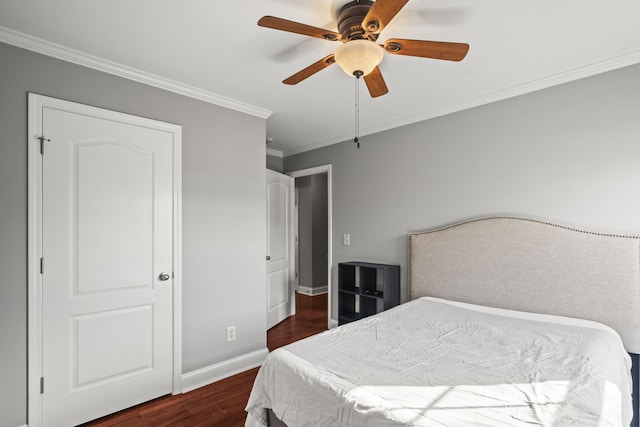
[297,285,328,296]
[181,348,268,393]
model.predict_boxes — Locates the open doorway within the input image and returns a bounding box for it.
[288,165,333,328]
[296,174,328,295]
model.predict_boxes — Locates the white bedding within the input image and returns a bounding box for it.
[245,298,632,427]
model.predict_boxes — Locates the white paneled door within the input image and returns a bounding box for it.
[30,95,180,426]
[266,169,295,329]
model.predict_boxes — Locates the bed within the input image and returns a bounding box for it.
[246,217,640,427]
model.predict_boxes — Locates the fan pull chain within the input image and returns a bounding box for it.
[354,76,360,149]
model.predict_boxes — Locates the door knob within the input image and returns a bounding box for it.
[266,255,271,261]
[158,272,171,281]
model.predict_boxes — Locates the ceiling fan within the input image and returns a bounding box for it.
[258,0,469,98]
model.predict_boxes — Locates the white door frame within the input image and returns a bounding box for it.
[287,165,334,328]
[27,94,183,426]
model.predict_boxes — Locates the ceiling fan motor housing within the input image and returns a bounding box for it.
[338,0,377,41]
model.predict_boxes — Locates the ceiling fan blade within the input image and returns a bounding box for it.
[383,38,469,61]
[362,0,410,35]
[283,55,336,85]
[258,16,342,41]
[363,66,389,98]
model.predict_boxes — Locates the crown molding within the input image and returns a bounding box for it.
[283,50,640,157]
[0,25,272,120]
[266,148,283,158]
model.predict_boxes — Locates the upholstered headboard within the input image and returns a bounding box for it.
[409,217,640,353]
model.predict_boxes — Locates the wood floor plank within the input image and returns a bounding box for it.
[81,293,327,426]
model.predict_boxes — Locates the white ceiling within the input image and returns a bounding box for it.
[1,0,639,155]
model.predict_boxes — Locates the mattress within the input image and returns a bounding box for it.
[245,297,633,427]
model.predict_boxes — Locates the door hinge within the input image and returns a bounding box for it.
[37,136,50,155]
[40,257,44,274]
[40,377,44,394]
[295,271,298,278]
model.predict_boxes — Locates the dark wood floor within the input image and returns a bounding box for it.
[82,293,328,427]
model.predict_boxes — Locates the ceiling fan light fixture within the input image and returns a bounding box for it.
[334,39,384,77]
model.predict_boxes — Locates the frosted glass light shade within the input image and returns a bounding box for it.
[334,40,384,77]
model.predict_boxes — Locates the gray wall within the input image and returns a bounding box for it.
[297,177,314,287]
[311,174,328,289]
[295,174,328,291]
[284,63,640,320]
[0,41,267,426]
[266,154,283,173]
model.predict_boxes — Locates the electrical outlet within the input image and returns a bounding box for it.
[226,326,236,342]
[343,234,351,246]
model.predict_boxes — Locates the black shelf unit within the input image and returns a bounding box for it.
[338,261,400,325]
